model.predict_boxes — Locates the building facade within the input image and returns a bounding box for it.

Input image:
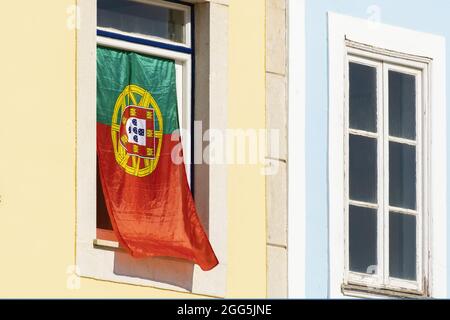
[0,0,270,298]
[0,0,449,300]
[289,0,449,299]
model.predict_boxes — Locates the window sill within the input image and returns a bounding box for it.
[341,283,428,299]
[93,238,123,251]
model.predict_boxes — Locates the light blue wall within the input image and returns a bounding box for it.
[305,0,450,298]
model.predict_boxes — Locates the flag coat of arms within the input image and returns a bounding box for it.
[96,46,218,271]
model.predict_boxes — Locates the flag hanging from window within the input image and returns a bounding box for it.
[96,46,218,271]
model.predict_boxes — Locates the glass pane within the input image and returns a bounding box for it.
[389,212,417,280]
[349,62,377,133]
[389,71,416,140]
[389,142,416,210]
[98,0,186,44]
[349,206,377,274]
[349,135,377,203]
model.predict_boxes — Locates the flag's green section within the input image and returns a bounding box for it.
[97,46,179,134]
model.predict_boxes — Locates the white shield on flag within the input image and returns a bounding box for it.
[126,117,146,146]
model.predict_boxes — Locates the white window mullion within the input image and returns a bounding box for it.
[382,62,390,288]
[348,128,378,139]
[376,60,385,287]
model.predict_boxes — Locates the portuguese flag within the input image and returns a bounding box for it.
[96,46,218,271]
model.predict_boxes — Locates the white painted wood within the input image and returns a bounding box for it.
[97,35,190,62]
[380,56,388,290]
[348,128,378,139]
[328,12,447,298]
[348,200,378,210]
[93,239,121,249]
[287,0,306,298]
[98,0,192,48]
[388,136,416,146]
[388,206,418,216]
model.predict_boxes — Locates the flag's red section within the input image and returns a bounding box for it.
[97,123,219,271]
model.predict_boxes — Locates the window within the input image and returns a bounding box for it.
[95,0,193,244]
[345,43,428,294]
[328,13,447,299]
[76,0,228,297]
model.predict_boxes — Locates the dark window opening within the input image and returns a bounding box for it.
[97,158,113,231]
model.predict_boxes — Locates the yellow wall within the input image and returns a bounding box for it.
[227,0,267,298]
[0,0,266,298]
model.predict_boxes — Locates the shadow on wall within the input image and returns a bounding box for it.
[113,253,195,291]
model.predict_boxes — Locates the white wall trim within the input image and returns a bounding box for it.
[76,0,228,298]
[328,12,447,298]
[287,0,306,298]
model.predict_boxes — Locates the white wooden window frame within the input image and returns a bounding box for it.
[97,0,192,48]
[328,12,447,299]
[344,47,428,294]
[76,0,227,298]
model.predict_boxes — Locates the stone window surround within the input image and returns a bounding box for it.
[75,0,228,298]
[265,0,307,299]
[265,0,306,298]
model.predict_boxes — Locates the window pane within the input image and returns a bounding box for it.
[389,142,416,210]
[349,135,377,203]
[389,212,417,280]
[389,71,416,140]
[349,62,377,133]
[98,0,186,44]
[349,206,377,274]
